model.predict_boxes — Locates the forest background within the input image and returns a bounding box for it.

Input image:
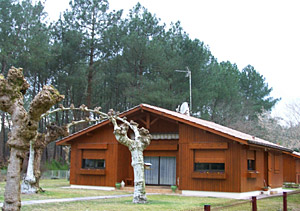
[0,0,299,169]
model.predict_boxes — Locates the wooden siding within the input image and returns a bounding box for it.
[240,147,265,192]
[82,149,105,159]
[122,111,180,186]
[267,151,283,188]
[65,107,287,192]
[297,159,300,183]
[78,143,108,149]
[190,142,228,149]
[69,111,181,188]
[194,149,225,163]
[129,111,179,133]
[69,124,118,187]
[178,123,241,192]
[283,154,300,183]
[116,143,132,185]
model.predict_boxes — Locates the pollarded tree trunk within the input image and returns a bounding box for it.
[131,149,147,203]
[0,67,64,211]
[0,112,6,164]
[20,146,44,195]
[32,147,44,191]
[21,141,37,194]
[34,124,68,191]
[109,114,151,204]
[4,148,23,210]
[21,123,68,194]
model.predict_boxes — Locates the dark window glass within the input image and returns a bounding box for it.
[194,163,225,172]
[82,159,105,169]
[247,160,255,170]
[195,163,210,171]
[211,163,225,170]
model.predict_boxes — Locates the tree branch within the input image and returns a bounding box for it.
[28,85,64,122]
[109,116,133,147]
[41,104,130,126]
[0,67,29,114]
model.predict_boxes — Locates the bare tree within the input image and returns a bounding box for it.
[47,107,152,204]
[21,114,102,194]
[284,101,300,126]
[0,67,64,211]
[282,101,300,149]
[44,107,152,204]
[21,124,68,194]
[27,106,152,204]
[109,111,151,203]
[0,67,151,208]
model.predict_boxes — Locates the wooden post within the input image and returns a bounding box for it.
[204,204,211,211]
[252,196,257,211]
[283,192,287,211]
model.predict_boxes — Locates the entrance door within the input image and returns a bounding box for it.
[144,156,176,185]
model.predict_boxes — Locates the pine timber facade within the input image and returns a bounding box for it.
[57,104,294,193]
[283,152,300,184]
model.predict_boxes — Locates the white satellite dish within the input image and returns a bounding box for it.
[179,102,190,116]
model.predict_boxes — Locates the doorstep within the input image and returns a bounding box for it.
[121,186,181,194]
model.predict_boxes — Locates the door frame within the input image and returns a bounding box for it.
[144,156,176,186]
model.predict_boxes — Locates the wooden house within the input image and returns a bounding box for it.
[56,104,293,197]
[283,152,300,184]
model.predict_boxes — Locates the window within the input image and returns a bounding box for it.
[247,150,256,171]
[194,163,225,172]
[194,149,225,173]
[247,160,255,170]
[82,159,105,169]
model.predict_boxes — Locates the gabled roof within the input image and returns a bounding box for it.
[56,104,293,153]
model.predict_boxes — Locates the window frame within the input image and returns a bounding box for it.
[81,159,105,170]
[191,146,227,180]
[194,162,225,173]
[247,150,256,171]
[247,159,256,171]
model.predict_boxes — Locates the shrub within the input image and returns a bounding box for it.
[45,160,69,170]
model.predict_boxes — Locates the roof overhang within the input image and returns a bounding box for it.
[56,104,293,153]
[56,105,142,146]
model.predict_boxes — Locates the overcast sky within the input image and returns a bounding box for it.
[44,0,300,120]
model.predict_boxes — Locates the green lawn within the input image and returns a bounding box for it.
[221,194,300,211]
[20,195,237,211]
[0,179,130,202]
[0,179,299,210]
[19,193,300,211]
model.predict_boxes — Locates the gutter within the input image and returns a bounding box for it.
[247,140,293,153]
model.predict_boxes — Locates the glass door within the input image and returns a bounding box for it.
[144,156,176,185]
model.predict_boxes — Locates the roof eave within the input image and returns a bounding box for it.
[56,105,143,146]
[247,140,293,153]
[140,104,249,145]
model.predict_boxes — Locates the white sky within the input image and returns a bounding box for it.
[44,0,300,120]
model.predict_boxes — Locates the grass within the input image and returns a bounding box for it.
[19,193,300,211]
[20,195,237,211]
[0,179,130,202]
[220,193,300,211]
[0,179,299,210]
